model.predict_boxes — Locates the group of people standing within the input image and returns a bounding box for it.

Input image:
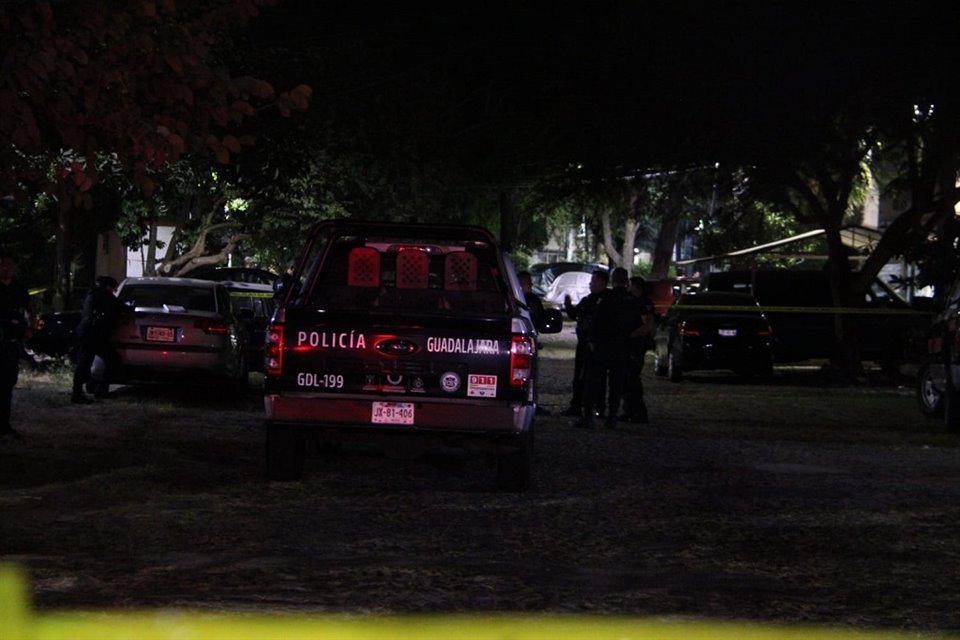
[560,267,655,429]
[0,246,125,440]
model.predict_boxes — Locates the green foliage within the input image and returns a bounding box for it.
[0,0,311,301]
[509,252,531,272]
[692,168,805,267]
[0,198,55,288]
[632,259,652,276]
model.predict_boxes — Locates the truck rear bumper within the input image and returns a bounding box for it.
[264,393,534,434]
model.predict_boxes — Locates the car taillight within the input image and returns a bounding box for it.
[509,335,535,386]
[195,319,228,335]
[265,323,284,375]
[678,322,700,337]
[757,328,771,337]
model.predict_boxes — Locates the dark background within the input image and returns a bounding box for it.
[245,2,960,168]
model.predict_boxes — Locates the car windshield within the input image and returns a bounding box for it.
[120,285,216,312]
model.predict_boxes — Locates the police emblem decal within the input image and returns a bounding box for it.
[440,372,460,393]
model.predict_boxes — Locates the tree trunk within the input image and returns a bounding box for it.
[621,218,638,272]
[823,214,863,377]
[53,195,70,312]
[651,192,684,279]
[599,206,623,268]
[145,212,158,276]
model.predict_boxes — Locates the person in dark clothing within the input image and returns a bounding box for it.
[621,275,656,424]
[518,270,551,415]
[0,249,34,440]
[560,269,609,418]
[72,276,125,403]
[273,259,296,300]
[517,270,546,332]
[580,267,642,429]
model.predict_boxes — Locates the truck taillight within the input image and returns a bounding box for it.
[509,335,535,386]
[265,324,284,375]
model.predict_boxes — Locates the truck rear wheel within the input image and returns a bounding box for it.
[266,425,305,481]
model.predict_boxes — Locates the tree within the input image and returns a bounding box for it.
[0,0,309,306]
[743,109,883,373]
[530,163,721,278]
[115,159,255,277]
[860,102,960,301]
[738,92,960,378]
[683,167,804,270]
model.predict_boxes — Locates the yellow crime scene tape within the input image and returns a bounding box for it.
[29,288,274,298]
[0,565,949,640]
[658,304,931,316]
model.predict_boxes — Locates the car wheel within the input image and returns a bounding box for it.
[668,347,682,382]
[917,363,944,418]
[496,429,533,492]
[265,425,306,481]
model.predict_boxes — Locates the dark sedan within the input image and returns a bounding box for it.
[653,291,774,382]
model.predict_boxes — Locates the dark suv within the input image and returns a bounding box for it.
[701,269,927,371]
[262,221,562,490]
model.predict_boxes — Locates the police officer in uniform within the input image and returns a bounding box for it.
[561,269,609,418]
[622,276,656,423]
[0,249,33,439]
[581,267,642,429]
[72,276,124,403]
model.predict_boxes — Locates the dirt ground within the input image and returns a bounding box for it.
[2,327,960,633]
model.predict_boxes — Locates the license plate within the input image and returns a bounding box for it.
[145,326,176,342]
[718,328,737,337]
[371,401,414,425]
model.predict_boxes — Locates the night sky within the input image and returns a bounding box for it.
[245,2,960,169]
